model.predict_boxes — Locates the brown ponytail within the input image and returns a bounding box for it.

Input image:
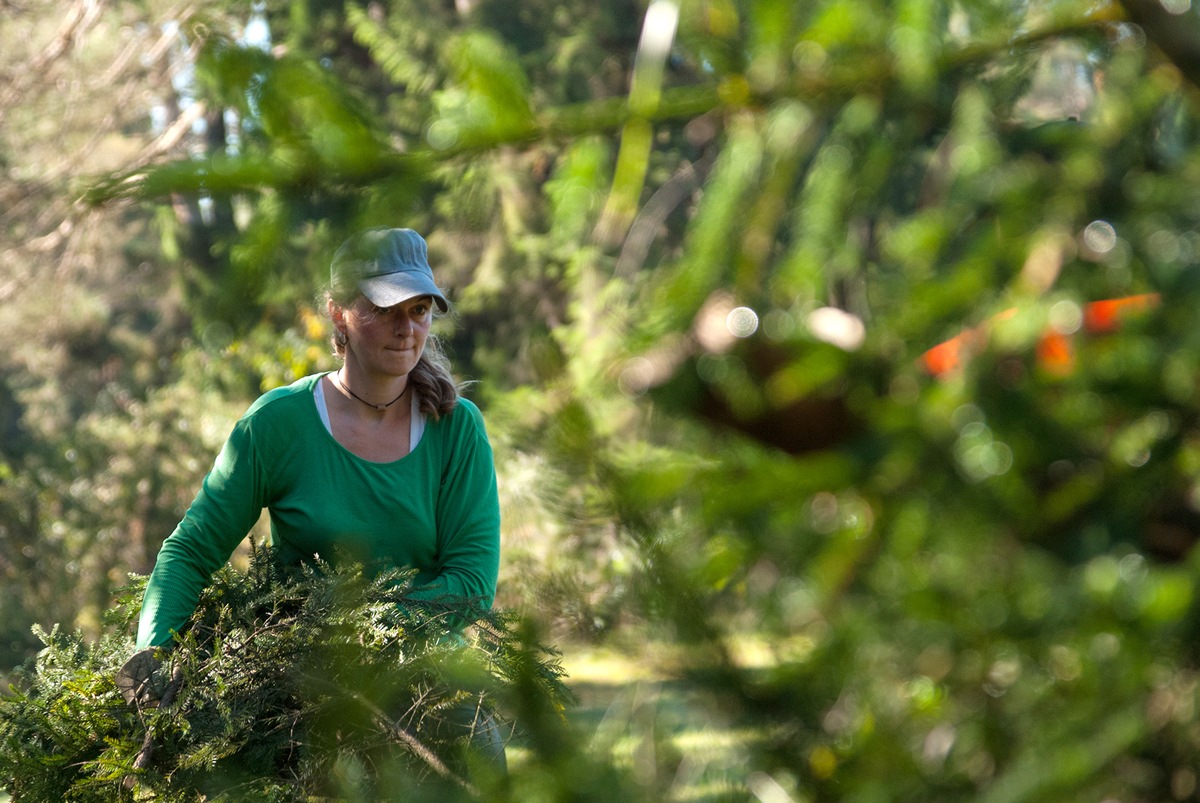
[406,336,459,420]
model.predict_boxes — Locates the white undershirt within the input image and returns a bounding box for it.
[314,377,426,448]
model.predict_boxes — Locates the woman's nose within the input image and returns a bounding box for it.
[392,312,412,334]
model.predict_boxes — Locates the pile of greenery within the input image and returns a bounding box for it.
[0,545,573,802]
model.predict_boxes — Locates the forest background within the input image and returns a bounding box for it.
[6,0,1200,799]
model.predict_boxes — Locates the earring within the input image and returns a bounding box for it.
[333,329,348,346]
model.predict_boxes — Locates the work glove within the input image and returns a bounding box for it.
[116,647,184,784]
[115,648,171,709]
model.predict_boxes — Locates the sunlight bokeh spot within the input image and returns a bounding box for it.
[1147,229,1183,264]
[807,306,865,351]
[425,120,460,150]
[793,40,827,72]
[1082,220,1117,255]
[1049,299,1082,334]
[725,306,759,338]
[762,309,797,340]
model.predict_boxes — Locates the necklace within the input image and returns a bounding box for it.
[335,375,409,412]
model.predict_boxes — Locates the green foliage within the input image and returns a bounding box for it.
[0,546,574,802]
[16,0,1200,798]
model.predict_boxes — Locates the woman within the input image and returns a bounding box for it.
[120,227,504,767]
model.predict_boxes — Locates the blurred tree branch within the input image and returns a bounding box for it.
[86,6,1129,208]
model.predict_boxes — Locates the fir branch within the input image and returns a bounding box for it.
[0,543,573,800]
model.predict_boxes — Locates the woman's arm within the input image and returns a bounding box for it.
[136,417,268,648]
[409,400,501,617]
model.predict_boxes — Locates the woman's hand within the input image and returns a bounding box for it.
[115,648,169,709]
[116,647,185,783]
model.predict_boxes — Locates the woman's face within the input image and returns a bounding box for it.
[335,294,433,379]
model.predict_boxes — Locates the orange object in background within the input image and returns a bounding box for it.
[919,329,979,377]
[921,293,1161,378]
[1082,293,1160,334]
[1035,330,1075,376]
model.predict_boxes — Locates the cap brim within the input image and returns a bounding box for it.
[359,272,448,313]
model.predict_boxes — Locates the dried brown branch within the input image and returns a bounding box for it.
[0,0,105,121]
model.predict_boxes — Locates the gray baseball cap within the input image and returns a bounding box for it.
[331,227,448,312]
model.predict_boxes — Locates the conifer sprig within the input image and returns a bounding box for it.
[0,544,573,801]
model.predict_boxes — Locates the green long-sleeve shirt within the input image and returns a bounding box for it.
[136,373,501,648]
